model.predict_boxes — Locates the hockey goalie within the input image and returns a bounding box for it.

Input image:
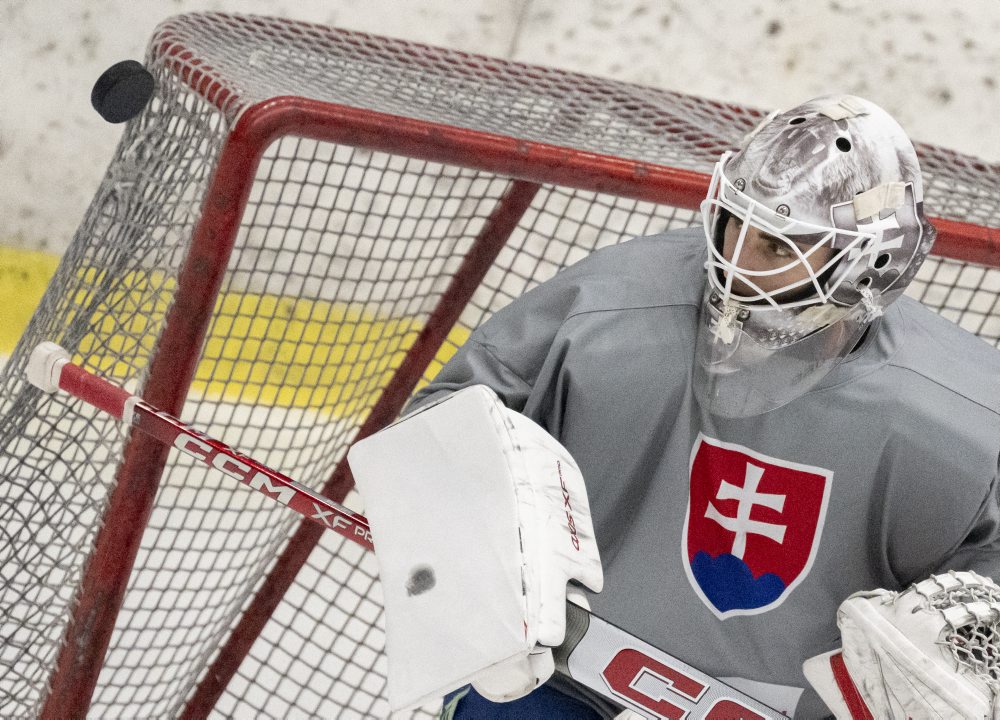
[350,93,1000,720]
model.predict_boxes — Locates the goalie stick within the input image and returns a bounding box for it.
[26,341,786,720]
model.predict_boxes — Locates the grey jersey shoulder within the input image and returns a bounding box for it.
[888,295,1000,417]
[867,296,1000,583]
[548,225,706,317]
[410,226,705,412]
[473,225,705,352]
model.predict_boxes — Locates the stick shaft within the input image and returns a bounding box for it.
[52,356,373,551]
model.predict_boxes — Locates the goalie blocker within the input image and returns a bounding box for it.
[347,385,605,710]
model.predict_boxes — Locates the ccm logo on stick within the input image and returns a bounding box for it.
[172,432,296,507]
[602,649,767,720]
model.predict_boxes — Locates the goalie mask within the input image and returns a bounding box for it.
[694,95,936,418]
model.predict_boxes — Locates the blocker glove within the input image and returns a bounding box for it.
[348,385,603,713]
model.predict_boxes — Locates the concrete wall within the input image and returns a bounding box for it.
[1,0,998,253]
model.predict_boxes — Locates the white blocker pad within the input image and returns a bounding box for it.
[347,385,603,712]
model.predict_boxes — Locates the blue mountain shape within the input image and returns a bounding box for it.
[691,551,786,613]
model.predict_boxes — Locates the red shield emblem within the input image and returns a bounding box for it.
[684,433,832,619]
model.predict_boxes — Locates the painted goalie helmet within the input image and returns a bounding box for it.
[694,95,937,418]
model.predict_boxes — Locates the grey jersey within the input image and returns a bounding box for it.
[411,227,1000,718]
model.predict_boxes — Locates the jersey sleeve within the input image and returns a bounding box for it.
[879,305,1000,585]
[933,467,1000,582]
[409,335,535,412]
[885,445,1000,585]
[407,263,587,416]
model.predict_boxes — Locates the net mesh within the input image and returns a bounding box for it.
[0,11,997,719]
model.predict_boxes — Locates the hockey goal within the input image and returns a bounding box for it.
[1,11,998,720]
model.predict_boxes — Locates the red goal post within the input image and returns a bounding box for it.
[0,11,997,720]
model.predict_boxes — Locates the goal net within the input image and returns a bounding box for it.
[1,11,998,719]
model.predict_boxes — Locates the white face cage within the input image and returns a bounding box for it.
[700,153,880,311]
[693,154,889,418]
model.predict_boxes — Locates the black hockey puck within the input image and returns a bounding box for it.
[91,60,155,124]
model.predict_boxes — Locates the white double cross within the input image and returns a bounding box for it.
[705,462,787,559]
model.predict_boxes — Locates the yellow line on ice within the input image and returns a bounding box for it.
[0,246,61,352]
[192,293,468,412]
[0,245,468,411]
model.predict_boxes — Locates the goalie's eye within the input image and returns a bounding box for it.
[766,237,796,260]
